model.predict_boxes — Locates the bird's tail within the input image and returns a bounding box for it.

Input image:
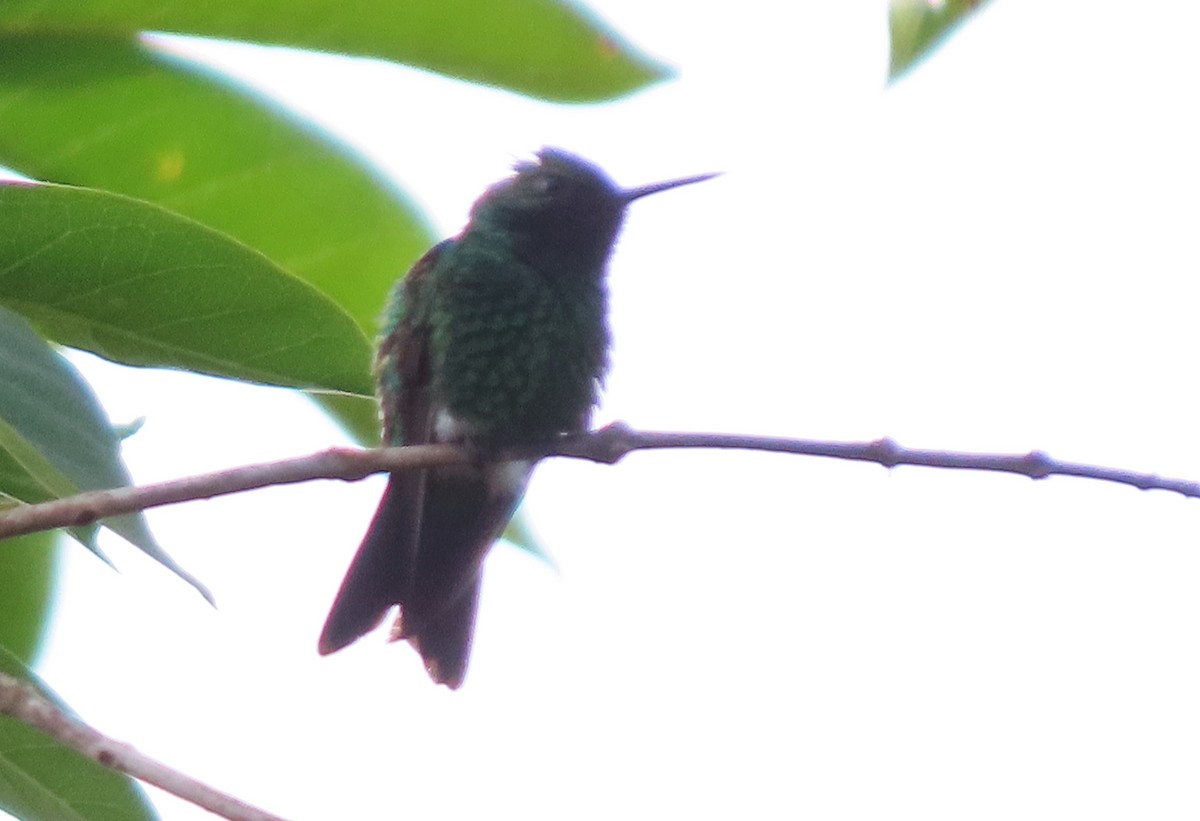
[318,472,423,656]
[318,461,532,689]
[389,463,530,688]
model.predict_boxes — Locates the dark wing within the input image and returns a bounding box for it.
[317,241,451,656]
[376,239,453,448]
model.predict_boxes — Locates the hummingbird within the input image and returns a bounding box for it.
[317,148,716,688]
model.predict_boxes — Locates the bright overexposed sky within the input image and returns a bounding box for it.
[16,1,1200,819]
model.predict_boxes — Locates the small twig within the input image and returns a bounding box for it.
[1,422,1197,542]
[0,670,290,821]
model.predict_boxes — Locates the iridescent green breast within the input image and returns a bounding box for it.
[429,238,609,442]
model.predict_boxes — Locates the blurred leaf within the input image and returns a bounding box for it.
[0,182,374,398]
[111,417,146,441]
[0,304,210,600]
[889,0,994,81]
[0,423,102,558]
[0,0,666,102]
[0,417,86,508]
[314,392,382,447]
[502,511,556,571]
[0,531,58,666]
[0,647,159,821]
[0,33,427,441]
[0,33,430,339]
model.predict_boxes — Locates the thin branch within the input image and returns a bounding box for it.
[1,422,1197,542]
[0,670,290,821]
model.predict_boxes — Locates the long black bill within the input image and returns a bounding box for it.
[622,172,721,202]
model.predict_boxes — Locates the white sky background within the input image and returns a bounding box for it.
[15,0,1200,818]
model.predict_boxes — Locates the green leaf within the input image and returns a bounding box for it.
[889,0,994,81]
[0,181,374,398]
[0,0,666,103]
[502,513,557,572]
[0,419,102,556]
[315,392,382,447]
[0,647,159,821]
[0,531,58,666]
[111,417,146,441]
[0,32,431,341]
[0,33,425,441]
[0,304,210,601]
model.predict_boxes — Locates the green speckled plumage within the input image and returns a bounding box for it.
[430,236,609,439]
[319,149,714,688]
